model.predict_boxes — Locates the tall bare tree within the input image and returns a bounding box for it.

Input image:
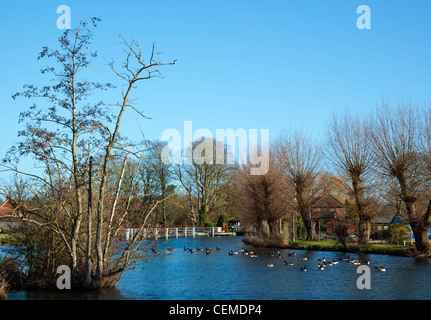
[274,130,322,240]
[326,111,378,246]
[1,18,176,288]
[370,100,431,255]
[172,139,233,226]
[235,154,290,238]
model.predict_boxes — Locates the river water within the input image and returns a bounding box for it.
[6,236,431,300]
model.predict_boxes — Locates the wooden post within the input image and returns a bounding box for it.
[211,227,215,237]
[155,227,158,239]
[175,228,178,238]
[192,227,195,238]
[184,227,187,238]
[165,228,169,239]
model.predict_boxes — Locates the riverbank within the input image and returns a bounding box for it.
[242,237,419,257]
[0,234,17,246]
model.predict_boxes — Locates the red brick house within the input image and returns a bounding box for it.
[0,200,23,233]
[311,192,346,233]
[0,200,17,217]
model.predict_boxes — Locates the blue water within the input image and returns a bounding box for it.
[6,236,431,300]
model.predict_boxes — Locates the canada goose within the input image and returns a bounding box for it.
[196,247,203,251]
[267,262,275,267]
[166,247,175,254]
[375,266,386,272]
[228,250,238,255]
[190,249,196,253]
[300,266,307,272]
[300,257,308,261]
[250,254,258,258]
[284,260,294,266]
[287,251,296,257]
[216,247,221,250]
[318,263,325,270]
[332,259,338,264]
[239,249,245,252]
[318,257,326,262]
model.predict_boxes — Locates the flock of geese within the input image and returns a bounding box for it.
[152,246,387,272]
[262,250,387,272]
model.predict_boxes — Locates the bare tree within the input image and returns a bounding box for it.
[370,100,431,255]
[171,139,234,226]
[326,111,378,246]
[1,18,176,288]
[273,129,322,240]
[235,154,291,239]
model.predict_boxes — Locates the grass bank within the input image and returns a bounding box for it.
[243,237,417,257]
[0,234,18,246]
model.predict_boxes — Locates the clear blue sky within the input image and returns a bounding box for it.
[1,1,431,180]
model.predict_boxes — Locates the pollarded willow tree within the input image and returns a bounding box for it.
[1,18,176,288]
[234,153,291,239]
[273,129,323,241]
[370,100,431,255]
[326,111,379,246]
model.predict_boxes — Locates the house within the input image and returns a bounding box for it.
[371,205,396,237]
[311,191,346,233]
[0,200,23,233]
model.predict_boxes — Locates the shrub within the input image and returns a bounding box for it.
[387,224,411,245]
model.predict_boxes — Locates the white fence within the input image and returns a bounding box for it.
[125,226,225,241]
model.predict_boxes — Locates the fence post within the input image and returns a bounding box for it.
[175,228,178,238]
[192,227,195,237]
[184,227,187,238]
[165,228,169,239]
[155,227,158,239]
[211,227,215,237]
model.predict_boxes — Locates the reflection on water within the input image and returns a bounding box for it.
[6,236,431,300]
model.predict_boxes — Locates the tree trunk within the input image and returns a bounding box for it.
[302,215,317,241]
[357,219,371,247]
[268,219,280,239]
[403,199,431,255]
[411,226,430,255]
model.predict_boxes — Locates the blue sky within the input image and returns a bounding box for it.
[1,1,431,180]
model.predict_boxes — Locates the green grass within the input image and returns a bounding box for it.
[244,237,415,257]
[288,239,414,256]
[0,234,16,245]
[290,239,340,249]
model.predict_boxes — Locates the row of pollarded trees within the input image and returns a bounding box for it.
[235,101,431,256]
